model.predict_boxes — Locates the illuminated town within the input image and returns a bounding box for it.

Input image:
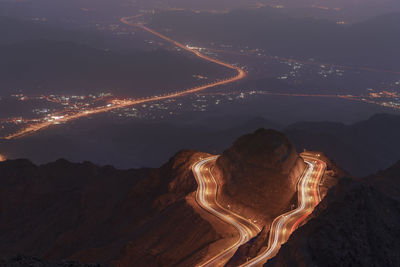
[1,84,399,140]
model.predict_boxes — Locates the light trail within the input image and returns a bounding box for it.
[1,17,246,140]
[120,17,247,79]
[192,156,260,267]
[241,152,326,266]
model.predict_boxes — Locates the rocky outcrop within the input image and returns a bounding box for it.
[307,151,348,201]
[265,161,400,267]
[215,129,306,223]
[0,150,218,266]
[221,137,345,267]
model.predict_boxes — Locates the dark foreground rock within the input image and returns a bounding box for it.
[265,161,400,267]
[0,255,103,267]
[0,150,218,267]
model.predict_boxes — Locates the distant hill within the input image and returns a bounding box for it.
[0,116,279,169]
[2,113,400,176]
[0,16,155,51]
[0,17,100,46]
[0,39,232,96]
[0,16,233,96]
[284,113,400,176]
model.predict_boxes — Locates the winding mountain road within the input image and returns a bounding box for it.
[192,156,260,267]
[192,152,326,267]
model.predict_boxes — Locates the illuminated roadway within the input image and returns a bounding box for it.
[192,153,326,266]
[120,16,247,80]
[241,152,326,266]
[192,156,260,267]
[1,17,246,140]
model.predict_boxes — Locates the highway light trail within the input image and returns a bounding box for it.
[121,17,247,79]
[241,152,326,266]
[1,17,246,140]
[192,156,260,267]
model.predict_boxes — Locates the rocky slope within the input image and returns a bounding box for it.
[0,150,219,266]
[265,161,400,267]
[215,129,306,225]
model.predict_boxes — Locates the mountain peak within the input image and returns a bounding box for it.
[227,128,297,172]
[215,129,306,223]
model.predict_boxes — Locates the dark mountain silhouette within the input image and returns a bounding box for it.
[0,151,220,266]
[284,113,400,176]
[0,116,280,169]
[2,113,400,176]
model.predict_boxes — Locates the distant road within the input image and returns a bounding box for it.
[241,152,326,266]
[1,17,247,140]
[192,156,260,267]
[121,17,247,81]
